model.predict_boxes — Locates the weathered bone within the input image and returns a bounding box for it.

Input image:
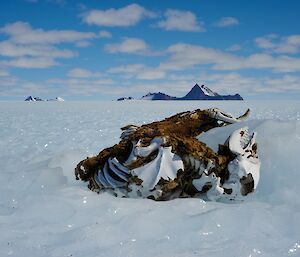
[207,108,250,124]
[134,137,165,157]
[108,158,129,181]
[224,126,261,197]
[120,125,139,139]
[132,146,184,192]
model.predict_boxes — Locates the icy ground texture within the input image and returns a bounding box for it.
[1,100,300,257]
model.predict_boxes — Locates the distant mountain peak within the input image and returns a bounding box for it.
[181,84,222,100]
[25,96,43,101]
[118,83,243,101]
[25,96,65,101]
[182,84,205,100]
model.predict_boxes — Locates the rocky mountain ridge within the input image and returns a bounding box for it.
[139,84,243,101]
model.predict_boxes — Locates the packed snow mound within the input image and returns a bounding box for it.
[0,101,300,257]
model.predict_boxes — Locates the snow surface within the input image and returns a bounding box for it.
[1,100,300,257]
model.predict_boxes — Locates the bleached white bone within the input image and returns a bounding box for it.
[134,137,165,157]
[123,141,138,166]
[124,137,165,166]
[132,146,184,191]
[103,163,126,188]
[96,168,111,188]
[108,158,128,181]
[207,108,250,124]
[111,157,130,174]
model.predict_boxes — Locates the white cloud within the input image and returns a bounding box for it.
[168,74,196,81]
[107,64,165,80]
[107,64,145,74]
[198,73,300,95]
[203,73,300,95]
[99,30,112,38]
[0,40,74,58]
[157,9,204,32]
[226,44,241,52]
[67,68,101,78]
[201,73,260,94]
[75,41,91,48]
[160,43,236,70]
[3,57,57,68]
[214,17,239,27]
[0,69,9,77]
[136,69,165,80]
[215,53,300,72]
[47,77,120,96]
[255,35,276,49]
[82,4,155,27]
[260,75,300,93]
[255,34,300,54]
[1,21,96,45]
[105,38,150,55]
[159,43,300,72]
[0,21,98,69]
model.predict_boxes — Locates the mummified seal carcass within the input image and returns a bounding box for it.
[75,108,260,201]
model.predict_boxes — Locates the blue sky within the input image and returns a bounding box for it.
[0,0,300,100]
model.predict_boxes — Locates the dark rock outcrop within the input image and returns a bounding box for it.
[141,92,177,100]
[117,97,134,101]
[25,96,44,101]
[119,84,243,101]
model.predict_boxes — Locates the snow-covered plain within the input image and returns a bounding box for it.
[1,100,300,257]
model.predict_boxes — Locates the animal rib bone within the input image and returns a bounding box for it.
[134,137,165,157]
[132,146,184,191]
[207,108,250,124]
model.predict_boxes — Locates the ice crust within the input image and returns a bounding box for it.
[0,100,300,257]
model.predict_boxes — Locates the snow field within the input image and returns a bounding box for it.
[0,100,300,257]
